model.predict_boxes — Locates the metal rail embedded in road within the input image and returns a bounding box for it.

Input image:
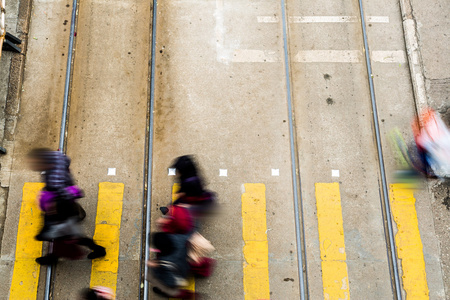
[44,0,79,299]
[281,0,309,299]
[141,0,158,299]
[41,1,404,299]
[58,0,78,152]
[357,0,403,299]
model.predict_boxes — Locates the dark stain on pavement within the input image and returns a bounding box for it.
[326,97,334,105]
[433,176,450,210]
[323,73,331,80]
[443,195,450,210]
[283,278,294,282]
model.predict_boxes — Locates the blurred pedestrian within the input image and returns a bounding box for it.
[170,155,216,214]
[146,232,195,299]
[80,286,115,300]
[157,204,194,234]
[412,108,450,178]
[28,148,85,239]
[28,148,105,264]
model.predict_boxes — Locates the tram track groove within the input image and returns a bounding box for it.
[43,0,80,299]
[282,0,405,298]
[41,1,405,299]
[357,0,403,298]
[41,0,159,298]
[281,0,309,299]
[141,0,158,299]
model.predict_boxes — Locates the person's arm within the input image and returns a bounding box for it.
[46,168,73,202]
[45,153,73,200]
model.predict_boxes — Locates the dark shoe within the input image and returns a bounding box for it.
[87,246,106,259]
[36,255,58,265]
[153,287,178,297]
[35,230,57,242]
[35,225,52,241]
[35,232,46,241]
[152,287,167,296]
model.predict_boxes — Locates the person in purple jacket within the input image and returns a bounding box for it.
[28,148,83,235]
[28,148,105,265]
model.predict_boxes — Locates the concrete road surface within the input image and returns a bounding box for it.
[0,0,447,299]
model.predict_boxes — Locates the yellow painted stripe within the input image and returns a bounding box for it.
[242,183,270,300]
[389,184,429,299]
[315,183,350,300]
[170,183,195,299]
[172,183,181,202]
[90,182,124,293]
[9,183,44,300]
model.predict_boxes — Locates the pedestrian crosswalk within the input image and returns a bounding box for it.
[90,182,125,294]
[7,181,430,299]
[9,183,44,300]
[389,184,429,299]
[315,183,350,300]
[241,183,270,300]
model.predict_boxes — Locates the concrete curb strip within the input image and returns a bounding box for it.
[398,0,428,113]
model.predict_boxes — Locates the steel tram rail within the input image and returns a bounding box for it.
[280,0,404,298]
[281,1,309,299]
[357,0,403,298]
[141,0,158,299]
[39,0,156,297]
[138,1,404,299]
[138,2,310,299]
[43,0,79,298]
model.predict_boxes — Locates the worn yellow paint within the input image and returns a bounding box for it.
[170,183,195,299]
[172,182,181,202]
[9,183,44,300]
[390,184,429,299]
[242,183,270,300]
[315,183,350,300]
[90,182,124,293]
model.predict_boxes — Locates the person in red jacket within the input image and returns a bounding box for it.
[157,204,194,234]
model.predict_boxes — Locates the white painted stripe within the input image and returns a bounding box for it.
[367,16,390,23]
[290,16,357,23]
[372,50,406,63]
[232,49,280,63]
[258,16,389,24]
[215,0,229,63]
[257,16,279,23]
[295,50,362,63]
